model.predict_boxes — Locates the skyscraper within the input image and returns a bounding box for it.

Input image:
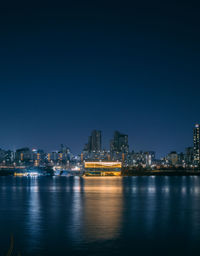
[185,147,194,166]
[194,124,200,166]
[85,130,102,152]
[110,131,129,154]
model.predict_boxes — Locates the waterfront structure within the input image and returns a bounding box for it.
[84,161,122,176]
[85,130,102,152]
[194,124,200,166]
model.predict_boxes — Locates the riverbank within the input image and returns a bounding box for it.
[121,169,200,176]
[0,169,15,176]
[0,167,53,176]
[1,168,200,177]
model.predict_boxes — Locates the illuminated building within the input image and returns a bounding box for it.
[59,153,63,161]
[60,145,71,160]
[81,153,83,162]
[122,153,125,162]
[194,124,200,166]
[0,149,14,165]
[34,153,40,166]
[48,153,51,162]
[145,151,155,166]
[15,148,32,163]
[84,161,122,176]
[131,151,155,167]
[167,151,178,166]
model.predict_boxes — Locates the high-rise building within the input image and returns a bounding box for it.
[185,147,194,166]
[145,151,156,166]
[85,130,102,152]
[167,151,178,166]
[178,152,185,166]
[194,124,200,166]
[15,148,32,163]
[110,131,129,154]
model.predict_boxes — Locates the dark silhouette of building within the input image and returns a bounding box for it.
[85,130,102,152]
[185,147,194,166]
[110,131,129,154]
[194,124,200,166]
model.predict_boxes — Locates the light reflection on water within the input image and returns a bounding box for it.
[25,179,41,251]
[80,178,123,242]
[1,176,200,255]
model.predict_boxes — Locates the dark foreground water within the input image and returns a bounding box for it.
[1,176,200,256]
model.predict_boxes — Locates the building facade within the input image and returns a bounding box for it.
[194,124,200,166]
[85,130,102,152]
[110,131,129,154]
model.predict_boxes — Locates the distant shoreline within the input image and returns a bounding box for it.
[0,169,200,177]
[121,169,200,176]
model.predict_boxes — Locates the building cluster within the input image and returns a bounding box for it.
[82,130,155,167]
[0,124,200,170]
[158,124,200,169]
[82,125,200,169]
[0,145,80,169]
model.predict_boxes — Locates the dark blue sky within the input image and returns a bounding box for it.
[0,0,199,157]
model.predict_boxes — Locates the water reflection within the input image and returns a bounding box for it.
[82,177,123,241]
[25,178,41,251]
[70,177,82,241]
[1,177,200,255]
[70,177,123,242]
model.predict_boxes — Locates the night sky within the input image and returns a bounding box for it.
[0,0,200,157]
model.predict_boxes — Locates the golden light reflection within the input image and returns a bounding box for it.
[81,177,123,241]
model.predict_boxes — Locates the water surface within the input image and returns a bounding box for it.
[0,176,200,255]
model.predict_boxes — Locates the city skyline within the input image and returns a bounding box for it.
[0,126,198,159]
[0,125,199,170]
